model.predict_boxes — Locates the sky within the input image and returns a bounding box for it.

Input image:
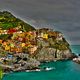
[0,0,80,45]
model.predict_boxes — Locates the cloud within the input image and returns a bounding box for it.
[0,0,80,45]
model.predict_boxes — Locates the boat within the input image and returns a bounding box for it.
[35,69,41,71]
[26,69,41,72]
[26,70,30,72]
[25,67,54,72]
[45,67,54,71]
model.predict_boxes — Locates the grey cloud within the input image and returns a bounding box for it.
[0,0,80,45]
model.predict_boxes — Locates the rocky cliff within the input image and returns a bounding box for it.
[32,28,75,62]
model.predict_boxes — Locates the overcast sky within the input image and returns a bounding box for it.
[0,0,80,45]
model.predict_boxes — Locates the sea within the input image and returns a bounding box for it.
[3,45,80,80]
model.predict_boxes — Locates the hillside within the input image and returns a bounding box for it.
[0,11,35,31]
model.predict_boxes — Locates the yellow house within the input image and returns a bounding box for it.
[43,33,48,39]
[5,45,10,51]
[21,43,26,47]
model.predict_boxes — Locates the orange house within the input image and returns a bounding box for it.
[0,39,3,44]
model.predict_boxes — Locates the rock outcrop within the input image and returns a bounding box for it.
[33,28,76,62]
[35,48,73,62]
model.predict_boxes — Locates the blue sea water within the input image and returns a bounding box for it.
[3,45,80,80]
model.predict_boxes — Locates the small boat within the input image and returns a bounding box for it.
[35,69,41,71]
[45,67,54,71]
[25,67,54,72]
[26,70,30,72]
[26,69,41,72]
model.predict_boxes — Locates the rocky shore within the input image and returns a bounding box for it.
[73,54,80,64]
[0,28,76,72]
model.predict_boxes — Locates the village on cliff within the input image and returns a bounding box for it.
[0,11,76,73]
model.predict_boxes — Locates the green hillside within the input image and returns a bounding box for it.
[0,11,35,31]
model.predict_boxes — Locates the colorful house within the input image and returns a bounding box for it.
[7,28,17,34]
[0,40,3,44]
